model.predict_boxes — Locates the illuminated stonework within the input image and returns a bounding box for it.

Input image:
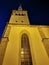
[0,6,49,65]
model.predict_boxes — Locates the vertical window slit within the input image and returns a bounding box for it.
[21,33,32,65]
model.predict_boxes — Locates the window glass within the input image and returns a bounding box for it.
[21,33,32,65]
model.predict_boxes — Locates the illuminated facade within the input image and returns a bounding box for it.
[0,6,49,65]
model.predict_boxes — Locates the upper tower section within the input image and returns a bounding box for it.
[9,5,30,25]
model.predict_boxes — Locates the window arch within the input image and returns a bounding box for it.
[21,33,32,65]
[21,33,29,48]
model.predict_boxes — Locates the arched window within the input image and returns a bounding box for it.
[21,33,32,65]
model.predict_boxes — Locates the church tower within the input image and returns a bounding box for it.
[0,5,49,65]
[9,5,29,25]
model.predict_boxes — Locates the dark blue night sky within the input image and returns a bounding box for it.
[0,0,49,39]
